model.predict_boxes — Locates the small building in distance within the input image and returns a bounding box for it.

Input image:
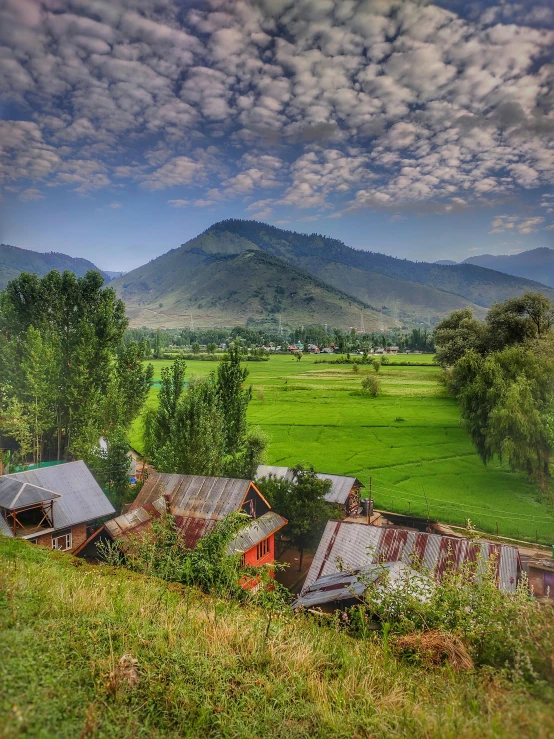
[303,521,521,601]
[0,461,115,552]
[256,465,364,517]
[96,474,287,585]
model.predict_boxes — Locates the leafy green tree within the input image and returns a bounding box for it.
[434,308,487,367]
[207,342,217,354]
[451,345,554,485]
[89,429,132,510]
[0,270,151,464]
[216,343,251,453]
[361,375,380,397]
[192,341,200,354]
[257,465,331,570]
[486,293,554,351]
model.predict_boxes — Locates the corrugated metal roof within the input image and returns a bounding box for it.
[0,514,13,537]
[109,475,268,550]
[293,562,418,608]
[1,462,115,535]
[304,521,520,593]
[227,511,287,555]
[256,465,364,505]
[131,473,251,518]
[0,478,60,510]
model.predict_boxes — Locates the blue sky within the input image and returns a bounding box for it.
[1,0,553,272]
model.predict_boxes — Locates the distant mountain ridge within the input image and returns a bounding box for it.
[113,245,391,330]
[0,243,108,289]
[462,247,554,288]
[112,220,554,329]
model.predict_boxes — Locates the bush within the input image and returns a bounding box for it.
[358,560,554,683]
[352,363,360,373]
[361,375,380,397]
[372,358,381,373]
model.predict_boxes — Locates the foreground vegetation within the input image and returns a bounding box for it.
[1,538,553,739]
[130,354,554,544]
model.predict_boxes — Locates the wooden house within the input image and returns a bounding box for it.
[0,461,115,552]
[256,465,364,517]
[88,474,287,583]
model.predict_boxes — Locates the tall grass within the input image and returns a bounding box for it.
[1,538,553,738]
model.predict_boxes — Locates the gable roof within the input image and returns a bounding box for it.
[109,474,268,550]
[130,473,254,517]
[256,465,364,505]
[0,461,115,538]
[226,511,287,555]
[0,478,60,510]
[304,521,520,593]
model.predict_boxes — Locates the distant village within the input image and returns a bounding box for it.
[1,458,552,604]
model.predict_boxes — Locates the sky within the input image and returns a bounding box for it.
[1,0,553,272]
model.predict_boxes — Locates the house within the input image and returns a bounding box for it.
[527,558,554,600]
[303,521,520,595]
[0,461,115,552]
[386,346,399,354]
[97,474,287,582]
[256,465,364,517]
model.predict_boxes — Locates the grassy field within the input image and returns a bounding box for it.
[130,355,554,544]
[2,537,553,739]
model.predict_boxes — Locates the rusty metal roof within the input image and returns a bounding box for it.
[256,465,364,505]
[304,521,520,593]
[131,473,252,518]
[227,511,287,555]
[0,462,114,537]
[109,474,265,550]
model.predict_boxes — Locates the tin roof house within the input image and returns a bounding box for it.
[296,520,521,609]
[0,461,115,553]
[92,473,287,582]
[256,465,364,517]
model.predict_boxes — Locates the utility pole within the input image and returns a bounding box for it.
[360,310,365,333]
[190,312,194,331]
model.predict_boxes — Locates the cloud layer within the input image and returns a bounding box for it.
[1,0,553,229]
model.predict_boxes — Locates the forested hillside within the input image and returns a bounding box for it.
[0,243,107,289]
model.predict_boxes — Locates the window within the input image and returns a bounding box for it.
[256,537,270,560]
[52,529,72,551]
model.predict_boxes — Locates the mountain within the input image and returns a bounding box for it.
[434,259,457,265]
[113,247,392,330]
[462,248,554,288]
[0,243,108,290]
[147,220,554,326]
[104,270,125,280]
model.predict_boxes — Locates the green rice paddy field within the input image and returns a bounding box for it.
[130,355,554,545]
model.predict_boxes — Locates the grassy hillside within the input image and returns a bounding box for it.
[0,243,107,290]
[198,220,554,314]
[114,248,392,331]
[1,537,552,739]
[129,356,554,545]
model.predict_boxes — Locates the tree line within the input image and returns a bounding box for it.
[434,292,554,489]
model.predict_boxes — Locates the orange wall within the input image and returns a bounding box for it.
[240,534,275,590]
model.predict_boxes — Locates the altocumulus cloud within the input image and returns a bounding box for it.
[0,0,553,229]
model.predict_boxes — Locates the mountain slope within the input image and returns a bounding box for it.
[199,221,554,313]
[0,243,107,289]
[463,248,554,288]
[114,247,392,330]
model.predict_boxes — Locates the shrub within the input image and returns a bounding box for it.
[372,358,381,372]
[358,560,554,683]
[361,375,380,397]
[352,363,360,373]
